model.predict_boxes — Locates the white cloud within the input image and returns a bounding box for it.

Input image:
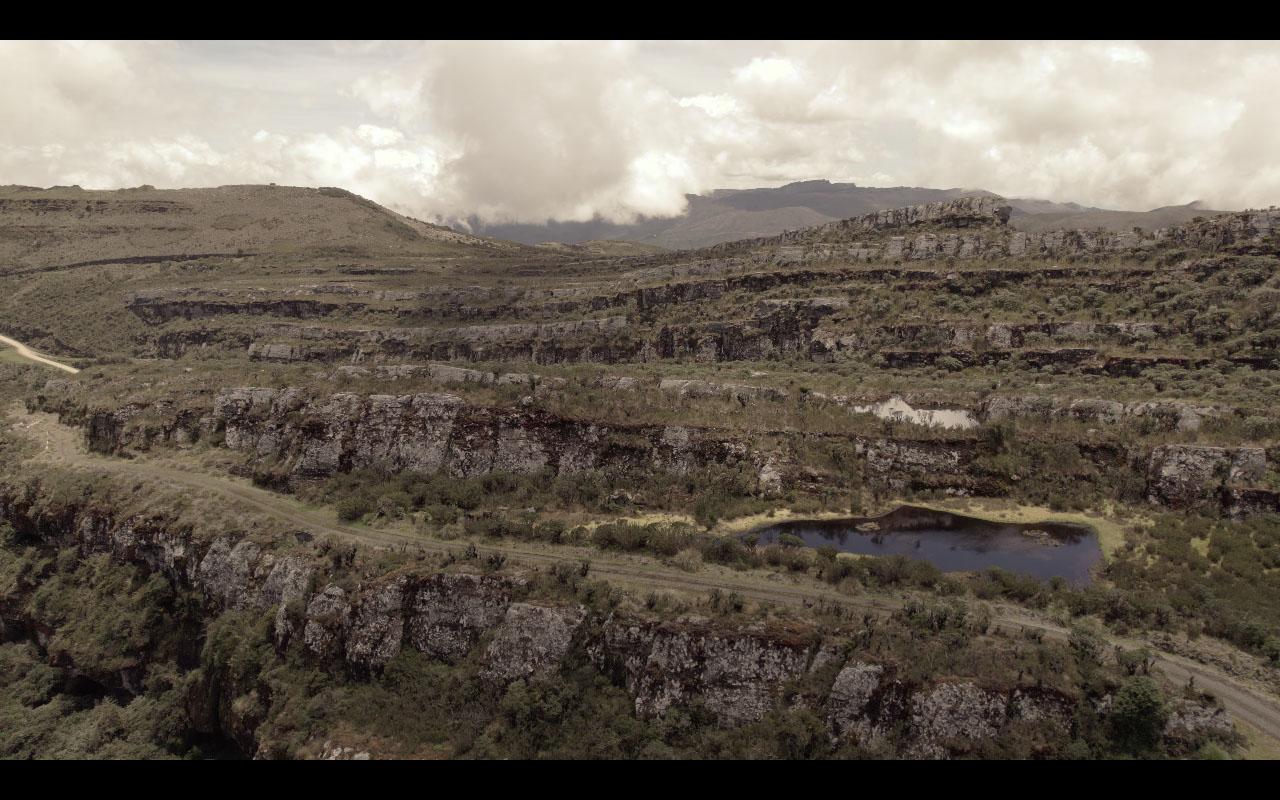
[1,40,1278,223]
[355,124,404,148]
[677,93,741,118]
[1106,43,1151,66]
[733,56,804,86]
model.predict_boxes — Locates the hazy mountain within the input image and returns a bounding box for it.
[1006,201,1225,233]
[467,180,1227,250]
[467,181,976,250]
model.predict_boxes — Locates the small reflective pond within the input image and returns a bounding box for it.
[748,505,1102,585]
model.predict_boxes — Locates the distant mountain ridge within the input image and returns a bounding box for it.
[467,180,1226,250]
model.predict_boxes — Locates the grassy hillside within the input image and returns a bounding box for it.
[0,184,526,272]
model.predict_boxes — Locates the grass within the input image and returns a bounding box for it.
[577,508,855,536]
[0,345,27,366]
[1237,719,1280,760]
[710,508,852,536]
[580,511,696,529]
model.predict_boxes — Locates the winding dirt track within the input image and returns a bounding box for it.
[10,406,1280,746]
[0,334,79,374]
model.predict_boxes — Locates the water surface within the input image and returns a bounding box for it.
[849,396,978,429]
[749,505,1101,584]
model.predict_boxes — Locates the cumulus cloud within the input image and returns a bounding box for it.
[1,40,1278,225]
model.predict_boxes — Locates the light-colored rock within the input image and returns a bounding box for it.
[480,603,586,684]
[907,682,1008,759]
[345,577,408,670]
[303,585,351,660]
[826,662,889,745]
[407,573,519,662]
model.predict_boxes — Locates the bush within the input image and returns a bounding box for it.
[1068,620,1108,666]
[1108,677,1168,754]
[671,548,703,573]
[335,495,373,522]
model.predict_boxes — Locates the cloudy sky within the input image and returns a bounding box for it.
[3,40,1277,225]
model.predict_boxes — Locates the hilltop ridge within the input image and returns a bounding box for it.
[0,184,525,271]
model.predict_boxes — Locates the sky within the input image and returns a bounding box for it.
[2,40,1277,226]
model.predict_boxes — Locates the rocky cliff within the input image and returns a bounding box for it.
[0,481,1238,758]
[699,199,1279,267]
[31,376,1280,518]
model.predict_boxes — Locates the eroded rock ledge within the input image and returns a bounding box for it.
[0,486,1237,759]
[31,378,1280,518]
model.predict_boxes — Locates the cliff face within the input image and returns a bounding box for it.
[1157,210,1279,255]
[33,376,1280,519]
[702,199,1279,267]
[706,197,1014,256]
[212,387,754,481]
[0,483,1080,757]
[0,438,1246,759]
[1146,445,1273,514]
[6,490,1241,760]
[0,483,1087,758]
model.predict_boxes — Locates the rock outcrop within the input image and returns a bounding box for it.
[1163,700,1237,754]
[702,202,1279,267]
[213,387,753,481]
[1146,445,1268,510]
[480,603,587,684]
[334,362,566,390]
[588,617,816,725]
[0,485,1243,758]
[822,662,1079,758]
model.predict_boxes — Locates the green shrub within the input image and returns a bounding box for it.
[1108,677,1168,754]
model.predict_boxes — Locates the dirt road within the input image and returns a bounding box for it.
[8,405,1280,747]
[0,334,79,374]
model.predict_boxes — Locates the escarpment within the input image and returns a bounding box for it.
[127,251,1280,375]
[700,200,1279,266]
[6,186,1279,760]
[0,485,938,751]
[210,388,756,482]
[44,382,1021,495]
[0,480,1236,759]
[30,375,1280,519]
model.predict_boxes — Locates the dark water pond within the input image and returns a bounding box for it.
[748,505,1102,585]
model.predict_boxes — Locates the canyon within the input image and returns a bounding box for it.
[3,186,1279,759]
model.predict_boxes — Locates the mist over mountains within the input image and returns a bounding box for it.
[466,180,1224,250]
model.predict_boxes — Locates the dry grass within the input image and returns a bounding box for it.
[1237,719,1280,760]
[1190,536,1211,558]
[711,508,851,536]
[0,346,27,366]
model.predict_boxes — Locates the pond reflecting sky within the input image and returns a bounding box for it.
[749,505,1102,585]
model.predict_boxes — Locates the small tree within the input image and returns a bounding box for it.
[1115,645,1154,675]
[1109,676,1169,754]
[1068,620,1107,666]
